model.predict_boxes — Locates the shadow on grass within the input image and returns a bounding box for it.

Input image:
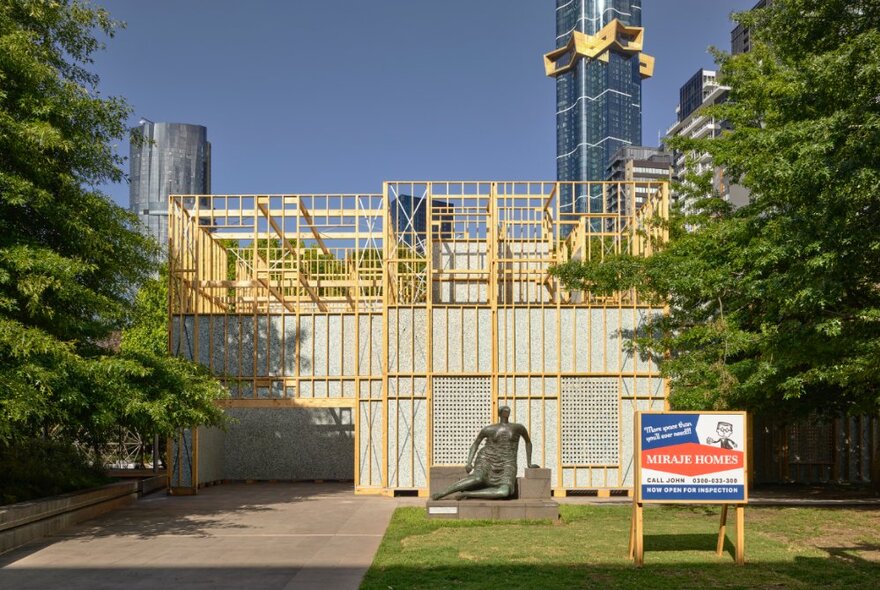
[645,533,729,553]
[361,556,880,590]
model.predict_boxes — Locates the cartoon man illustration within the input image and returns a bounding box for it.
[706,421,737,449]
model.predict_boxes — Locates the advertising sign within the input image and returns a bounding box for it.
[636,412,748,504]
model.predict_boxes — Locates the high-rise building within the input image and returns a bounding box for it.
[129,121,211,247]
[663,69,749,208]
[544,0,654,218]
[731,0,770,55]
[605,145,671,215]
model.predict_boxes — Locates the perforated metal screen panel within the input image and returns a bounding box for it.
[432,377,491,465]
[561,377,619,465]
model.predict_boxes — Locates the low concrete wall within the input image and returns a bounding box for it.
[138,475,167,496]
[0,481,138,555]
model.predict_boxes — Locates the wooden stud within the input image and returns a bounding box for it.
[717,504,729,556]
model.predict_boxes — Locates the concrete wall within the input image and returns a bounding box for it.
[0,482,138,554]
[174,305,665,490]
[224,408,354,481]
[197,427,225,485]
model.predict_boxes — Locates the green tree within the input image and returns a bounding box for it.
[552,0,880,420]
[119,267,226,438]
[0,0,225,466]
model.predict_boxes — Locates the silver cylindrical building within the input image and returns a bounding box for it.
[129,121,211,247]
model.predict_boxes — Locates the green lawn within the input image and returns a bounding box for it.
[361,504,880,590]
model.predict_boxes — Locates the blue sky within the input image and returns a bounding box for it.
[94,0,756,207]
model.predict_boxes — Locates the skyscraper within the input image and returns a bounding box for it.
[663,69,749,209]
[129,121,211,247]
[545,0,653,217]
[731,0,770,55]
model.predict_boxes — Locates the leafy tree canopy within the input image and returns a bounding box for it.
[552,0,880,419]
[0,0,225,447]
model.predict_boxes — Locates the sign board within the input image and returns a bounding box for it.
[635,411,748,504]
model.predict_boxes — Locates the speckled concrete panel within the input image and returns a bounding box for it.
[181,316,195,360]
[542,309,558,372]
[283,315,297,376]
[543,399,559,475]
[514,399,529,477]
[461,308,479,373]
[326,381,342,398]
[386,309,399,373]
[510,398,557,474]
[370,315,383,375]
[638,308,664,373]
[394,377,428,397]
[573,308,588,372]
[592,468,619,487]
[622,377,665,398]
[526,309,540,371]
[399,308,416,373]
[477,308,492,372]
[171,317,181,358]
[431,308,447,372]
[224,316,241,377]
[210,316,226,375]
[269,316,283,376]
[223,407,354,480]
[512,309,529,372]
[189,316,209,367]
[311,315,328,376]
[529,377,545,396]
[496,309,509,372]
[559,309,574,373]
[609,308,624,372]
[413,398,427,487]
[298,380,313,398]
[358,400,383,487]
[589,309,606,372]
[619,397,666,486]
[446,308,463,373]
[197,426,225,484]
[324,315,341,376]
[357,315,383,377]
[619,307,635,373]
[239,316,255,378]
[388,399,414,487]
[298,315,312,376]
[171,428,194,488]
[314,381,329,398]
[254,316,268,377]
[562,467,575,488]
[342,380,356,398]
[409,309,426,374]
[342,315,356,375]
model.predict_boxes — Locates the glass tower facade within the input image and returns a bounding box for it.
[553,0,645,215]
[129,122,211,248]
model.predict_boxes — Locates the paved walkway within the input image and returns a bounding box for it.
[3,483,878,590]
[0,483,419,590]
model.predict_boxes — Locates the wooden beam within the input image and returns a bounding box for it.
[298,201,356,311]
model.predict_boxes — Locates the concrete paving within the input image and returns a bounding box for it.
[4,482,876,590]
[0,483,419,590]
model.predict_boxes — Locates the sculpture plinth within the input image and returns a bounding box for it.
[426,466,558,520]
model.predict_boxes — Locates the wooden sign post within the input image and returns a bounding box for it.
[629,411,748,566]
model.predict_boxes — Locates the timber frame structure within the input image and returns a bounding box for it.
[168,181,669,496]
